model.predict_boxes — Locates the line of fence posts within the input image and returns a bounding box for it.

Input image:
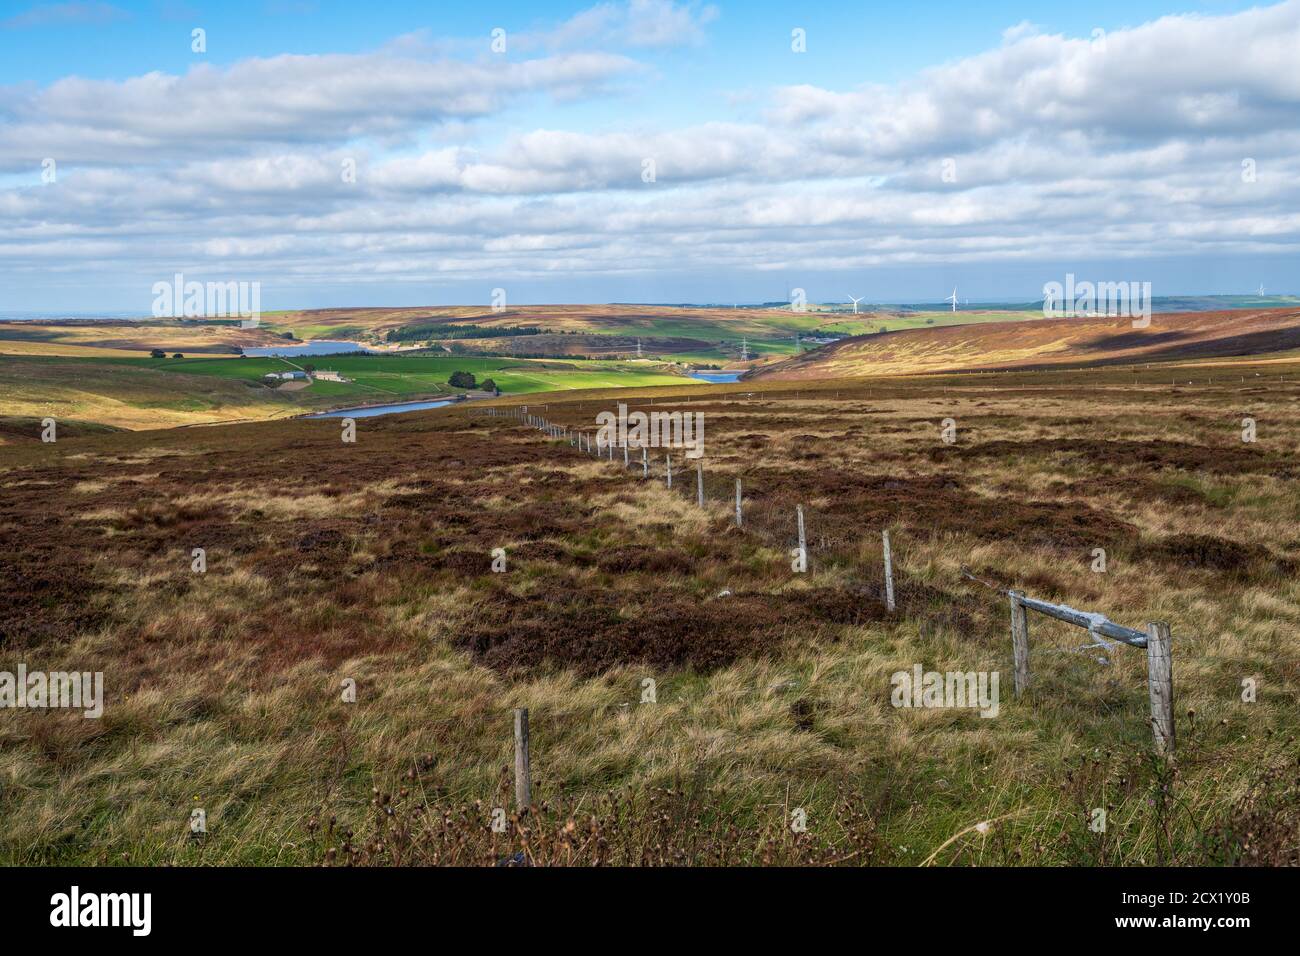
[486,406,903,610]
[479,404,1174,758]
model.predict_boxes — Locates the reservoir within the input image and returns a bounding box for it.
[307,399,455,419]
[246,340,374,357]
[688,371,743,383]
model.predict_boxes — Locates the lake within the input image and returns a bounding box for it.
[688,371,743,383]
[245,340,374,357]
[307,399,455,419]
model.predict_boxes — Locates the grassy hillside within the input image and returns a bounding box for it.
[0,353,694,432]
[2,362,1297,864]
[752,308,1300,379]
[0,319,287,357]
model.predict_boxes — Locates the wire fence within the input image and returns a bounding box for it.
[471,405,991,639]
[472,404,1178,755]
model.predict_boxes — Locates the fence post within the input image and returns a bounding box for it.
[642,446,648,478]
[735,478,742,527]
[1146,622,1174,758]
[1009,591,1030,696]
[882,529,896,612]
[624,445,629,468]
[666,454,672,488]
[696,460,704,508]
[513,707,532,811]
[797,504,806,568]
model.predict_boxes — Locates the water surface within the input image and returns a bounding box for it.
[307,399,454,419]
[688,371,743,383]
[246,340,373,357]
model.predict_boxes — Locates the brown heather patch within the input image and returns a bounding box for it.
[1142,533,1294,578]
[932,437,1297,478]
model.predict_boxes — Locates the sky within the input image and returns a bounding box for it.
[0,0,1297,312]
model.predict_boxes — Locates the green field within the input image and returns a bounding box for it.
[0,352,697,432]
[128,353,691,395]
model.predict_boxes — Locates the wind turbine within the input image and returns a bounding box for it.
[1258,283,1266,297]
[847,295,863,314]
[946,288,959,313]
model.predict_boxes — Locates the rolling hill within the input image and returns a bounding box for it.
[748,308,1300,379]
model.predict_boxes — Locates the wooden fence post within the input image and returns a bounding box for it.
[696,460,704,508]
[882,529,896,612]
[1146,622,1174,758]
[735,478,742,527]
[642,446,648,478]
[624,445,629,468]
[1009,591,1030,696]
[513,707,532,811]
[666,454,672,488]
[796,504,806,568]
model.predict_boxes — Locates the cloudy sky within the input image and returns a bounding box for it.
[1,0,1297,312]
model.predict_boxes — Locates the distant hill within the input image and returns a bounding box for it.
[810,294,1300,315]
[747,308,1300,379]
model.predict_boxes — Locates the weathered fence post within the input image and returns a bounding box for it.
[624,445,629,468]
[1146,622,1174,758]
[642,446,648,478]
[734,478,742,527]
[882,529,896,612]
[513,707,532,811]
[797,504,806,567]
[666,454,672,489]
[696,460,704,508]
[1009,590,1030,696]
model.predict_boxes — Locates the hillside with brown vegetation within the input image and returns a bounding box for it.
[750,308,1300,379]
[3,361,1298,865]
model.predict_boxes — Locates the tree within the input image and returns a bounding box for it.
[447,370,477,389]
[479,378,497,393]
[149,349,166,359]
[172,353,184,359]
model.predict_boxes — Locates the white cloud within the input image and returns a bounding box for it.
[1,2,127,29]
[0,49,639,168]
[519,0,719,51]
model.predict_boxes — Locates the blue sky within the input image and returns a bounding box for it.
[1,0,1297,311]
